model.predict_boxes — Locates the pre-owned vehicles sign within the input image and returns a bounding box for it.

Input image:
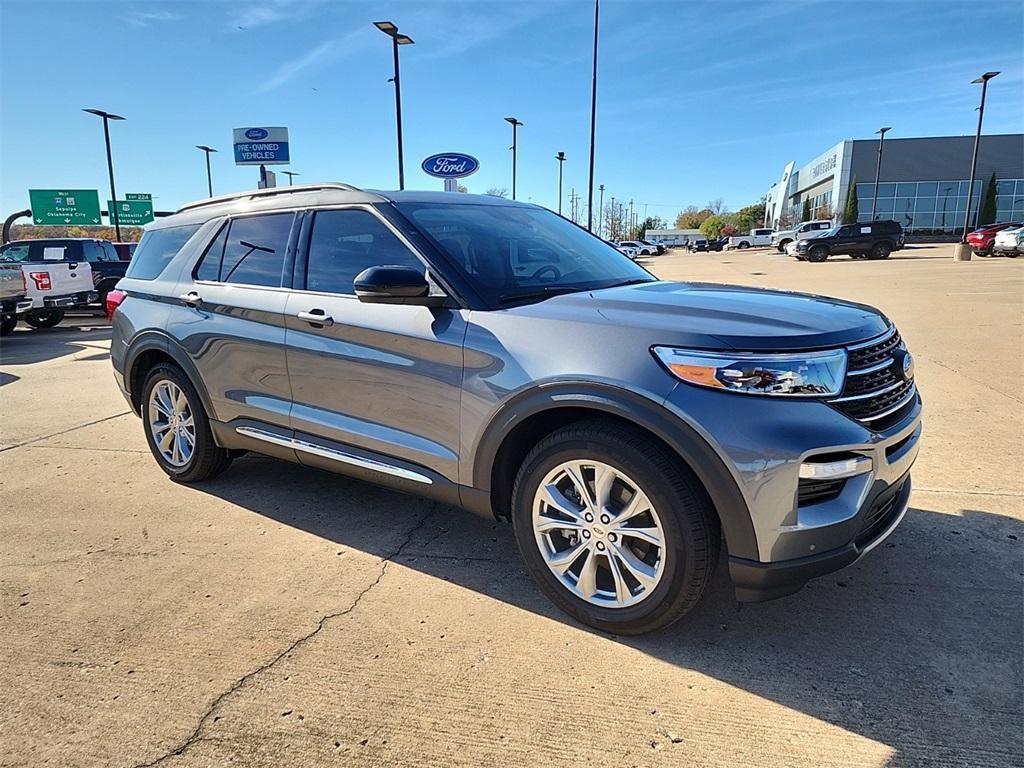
[233,127,290,165]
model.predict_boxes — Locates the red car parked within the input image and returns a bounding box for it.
[967,222,1021,256]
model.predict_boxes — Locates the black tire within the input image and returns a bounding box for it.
[738,241,749,249]
[807,245,829,263]
[141,362,233,483]
[0,314,16,336]
[776,239,791,252]
[867,241,892,260]
[23,309,65,328]
[510,419,720,635]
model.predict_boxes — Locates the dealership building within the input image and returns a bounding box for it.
[766,133,1024,234]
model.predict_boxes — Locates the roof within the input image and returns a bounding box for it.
[158,183,536,229]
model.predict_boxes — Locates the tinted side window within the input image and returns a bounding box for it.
[305,209,423,295]
[0,244,31,262]
[126,224,202,280]
[195,213,293,287]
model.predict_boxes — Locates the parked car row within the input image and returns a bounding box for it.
[687,237,726,252]
[0,256,96,335]
[968,222,1022,257]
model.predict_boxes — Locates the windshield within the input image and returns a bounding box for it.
[396,202,654,306]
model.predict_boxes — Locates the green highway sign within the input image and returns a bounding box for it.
[125,193,152,201]
[107,195,155,226]
[29,189,102,226]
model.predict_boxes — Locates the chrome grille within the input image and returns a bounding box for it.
[830,327,917,429]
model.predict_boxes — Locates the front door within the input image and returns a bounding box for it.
[284,206,466,483]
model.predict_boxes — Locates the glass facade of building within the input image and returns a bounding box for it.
[855,179,1024,233]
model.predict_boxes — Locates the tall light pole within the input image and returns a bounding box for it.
[586,0,599,232]
[962,71,1000,240]
[374,21,414,190]
[556,151,566,215]
[598,184,605,237]
[505,116,523,200]
[628,199,634,237]
[83,108,125,241]
[282,171,300,186]
[196,145,217,198]
[870,126,891,221]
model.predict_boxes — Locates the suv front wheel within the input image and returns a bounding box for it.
[511,420,719,635]
[807,244,830,262]
[867,242,892,260]
[142,363,233,483]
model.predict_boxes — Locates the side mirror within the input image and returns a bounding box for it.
[353,265,445,306]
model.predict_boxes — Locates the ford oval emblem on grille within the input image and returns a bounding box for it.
[899,350,915,381]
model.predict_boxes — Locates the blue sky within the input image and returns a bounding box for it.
[1,0,1022,222]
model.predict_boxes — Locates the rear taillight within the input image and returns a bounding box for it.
[29,271,52,290]
[20,270,27,293]
[105,288,127,320]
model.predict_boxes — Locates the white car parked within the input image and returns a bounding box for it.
[992,225,1023,257]
[618,240,656,256]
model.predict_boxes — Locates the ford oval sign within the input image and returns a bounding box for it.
[245,128,269,141]
[421,153,480,179]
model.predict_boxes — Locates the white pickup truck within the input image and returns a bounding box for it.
[726,228,775,249]
[0,242,96,330]
[771,220,833,252]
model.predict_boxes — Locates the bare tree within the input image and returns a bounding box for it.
[485,187,509,198]
[706,197,726,215]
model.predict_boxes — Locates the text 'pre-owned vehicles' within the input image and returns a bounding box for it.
[110,184,922,635]
[791,221,905,262]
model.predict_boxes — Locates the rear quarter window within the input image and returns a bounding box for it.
[126,224,202,280]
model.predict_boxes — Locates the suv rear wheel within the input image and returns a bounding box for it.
[776,239,791,252]
[142,363,233,483]
[510,420,719,635]
[807,244,829,263]
[867,242,892,260]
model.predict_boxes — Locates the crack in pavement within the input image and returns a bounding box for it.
[128,503,441,768]
[0,411,132,453]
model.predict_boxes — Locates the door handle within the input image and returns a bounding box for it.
[179,291,202,306]
[297,308,334,327]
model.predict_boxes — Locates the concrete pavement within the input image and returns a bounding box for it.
[1,245,1021,767]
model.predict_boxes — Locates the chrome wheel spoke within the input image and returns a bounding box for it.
[149,380,194,467]
[535,516,584,534]
[548,540,589,572]
[563,462,592,510]
[611,542,658,589]
[592,463,616,511]
[605,549,630,606]
[540,483,585,522]
[575,548,599,599]
[610,489,651,525]
[613,525,662,547]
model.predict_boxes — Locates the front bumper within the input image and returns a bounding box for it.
[729,473,912,601]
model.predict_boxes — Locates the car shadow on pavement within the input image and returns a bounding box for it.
[0,323,112,366]
[198,456,1023,767]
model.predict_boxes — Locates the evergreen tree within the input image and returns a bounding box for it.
[979,172,998,226]
[842,176,859,224]
[801,198,812,222]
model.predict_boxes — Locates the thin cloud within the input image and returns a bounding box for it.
[235,0,325,30]
[120,9,184,28]
[255,28,369,93]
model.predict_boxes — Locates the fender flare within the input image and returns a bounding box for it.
[123,331,217,419]
[471,382,759,560]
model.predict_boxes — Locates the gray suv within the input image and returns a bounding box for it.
[110,184,922,634]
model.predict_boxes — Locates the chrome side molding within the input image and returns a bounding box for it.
[235,426,433,485]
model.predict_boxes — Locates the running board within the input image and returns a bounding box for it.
[234,426,433,485]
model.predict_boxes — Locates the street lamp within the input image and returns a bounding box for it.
[870,126,891,221]
[83,108,125,241]
[195,145,217,198]
[586,0,600,231]
[555,151,566,215]
[282,171,300,186]
[374,21,414,190]
[598,184,605,237]
[962,71,1000,240]
[504,116,523,200]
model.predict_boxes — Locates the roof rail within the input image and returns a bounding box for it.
[176,183,362,213]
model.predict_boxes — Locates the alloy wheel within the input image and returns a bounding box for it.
[148,380,196,467]
[532,459,666,608]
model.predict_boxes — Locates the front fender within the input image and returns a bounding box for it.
[468,381,759,561]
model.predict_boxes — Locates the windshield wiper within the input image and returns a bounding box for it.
[497,286,586,305]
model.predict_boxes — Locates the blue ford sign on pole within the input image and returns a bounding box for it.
[421,153,479,191]
[233,127,290,165]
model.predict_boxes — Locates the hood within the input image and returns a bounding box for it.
[528,281,890,351]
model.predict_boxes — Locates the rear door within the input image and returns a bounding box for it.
[283,206,466,483]
[170,211,298,434]
[832,225,862,255]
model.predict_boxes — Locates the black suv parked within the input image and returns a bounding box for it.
[794,221,905,262]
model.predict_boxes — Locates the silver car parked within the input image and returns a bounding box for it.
[109,184,922,634]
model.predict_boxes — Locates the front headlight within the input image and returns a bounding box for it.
[652,347,847,396]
